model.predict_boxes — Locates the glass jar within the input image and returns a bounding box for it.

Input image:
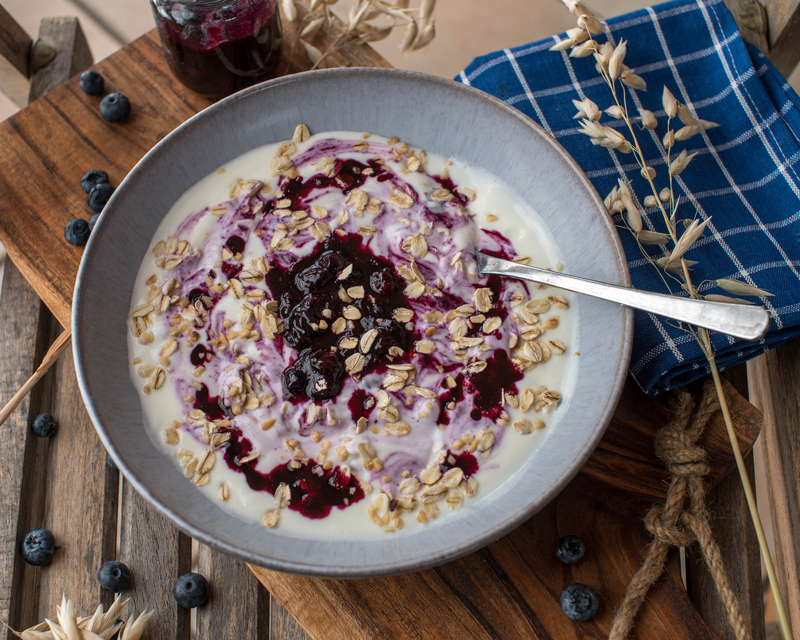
[150,0,283,100]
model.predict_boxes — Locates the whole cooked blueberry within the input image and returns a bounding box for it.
[80,169,109,193]
[560,583,599,621]
[32,413,58,438]
[99,92,131,123]
[283,294,331,349]
[295,265,334,293]
[369,268,398,295]
[315,251,349,274]
[303,349,345,401]
[107,453,117,470]
[98,560,131,593]
[88,213,100,232]
[283,348,344,402]
[556,535,585,564]
[21,528,56,566]
[173,572,209,609]
[360,317,407,356]
[88,183,115,213]
[79,70,104,96]
[282,367,306,398]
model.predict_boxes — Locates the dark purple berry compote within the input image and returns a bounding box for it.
[151,0,282,100]
[129,130,569,535]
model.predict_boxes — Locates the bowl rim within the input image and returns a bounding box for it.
[73,66,633,577]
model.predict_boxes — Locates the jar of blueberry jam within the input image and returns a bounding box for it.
[150,0,282,100]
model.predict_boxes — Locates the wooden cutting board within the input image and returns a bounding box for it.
[0,7,762,638]
[251,378,761,640]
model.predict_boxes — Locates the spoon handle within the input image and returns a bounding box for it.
[477,253,770,341]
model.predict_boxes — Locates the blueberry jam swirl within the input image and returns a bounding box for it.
[128,130,570,535]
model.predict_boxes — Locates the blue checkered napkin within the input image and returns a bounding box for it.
[456,0,800,396]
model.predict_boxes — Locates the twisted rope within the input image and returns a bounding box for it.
[609,381,749,640]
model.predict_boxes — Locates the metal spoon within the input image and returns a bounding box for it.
[476,252,770,341]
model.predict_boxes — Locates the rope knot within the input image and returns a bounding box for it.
[663,444,709,477]
[655,410,710,478]
[644,506,696,547]
[610,382,747,640]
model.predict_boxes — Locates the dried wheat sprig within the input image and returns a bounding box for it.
[11,594,150,640]
[281,0,437,70]
[0,327,72,428]
[553,6,793,639]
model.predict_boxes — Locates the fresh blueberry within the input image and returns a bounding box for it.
[32,413,58,438]
[556,535,585,564]
[89,214,100,232]
[560,583,600,621]
[64,218,91,246]
[81,169,109,194]
[106,453,118,470]
[172,572,210,608]
[79,70,104,96]
[88,183,115,213]
[99,92,131,123]
[21,528,56,566]
[97,560,131,593]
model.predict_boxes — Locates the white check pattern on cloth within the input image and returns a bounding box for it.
[457,0,800,396]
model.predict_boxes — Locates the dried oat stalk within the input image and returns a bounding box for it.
[282,0,437,70]
[8,594,153,640]
[550,3,790,638]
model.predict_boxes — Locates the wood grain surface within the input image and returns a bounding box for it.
[748,346,800,634]
[2,33,110,633]
[28,18,93,104]
[0,262,52,633]
[0,5,32,79]
[196,544,270,638]
[35,343,120,618]
[271,598,312,640]
[251,377,762,640]
[687,453,766,640]
[686,365,765,640]
[118,481,192,639]
[722,0,800,77]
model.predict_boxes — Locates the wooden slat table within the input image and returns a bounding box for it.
[0,2,782,638]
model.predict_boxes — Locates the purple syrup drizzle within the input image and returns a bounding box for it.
[466,349,523,421]
[190,344,208,367]
[222,429,365,518]
[220,261,243,279]
[225,235,246,255]
[347,388,374,422]
[436,373,465,426]
[193,384,230,421]
[188,288,207,305]
[440,449,479,479]
[281,158,386,207]
[432,174,472,207]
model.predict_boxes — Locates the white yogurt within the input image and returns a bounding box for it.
[127,130,577,539]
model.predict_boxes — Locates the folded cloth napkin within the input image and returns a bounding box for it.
[457,0,800,396]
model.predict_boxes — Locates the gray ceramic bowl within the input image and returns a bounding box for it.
[74,68,632,577]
